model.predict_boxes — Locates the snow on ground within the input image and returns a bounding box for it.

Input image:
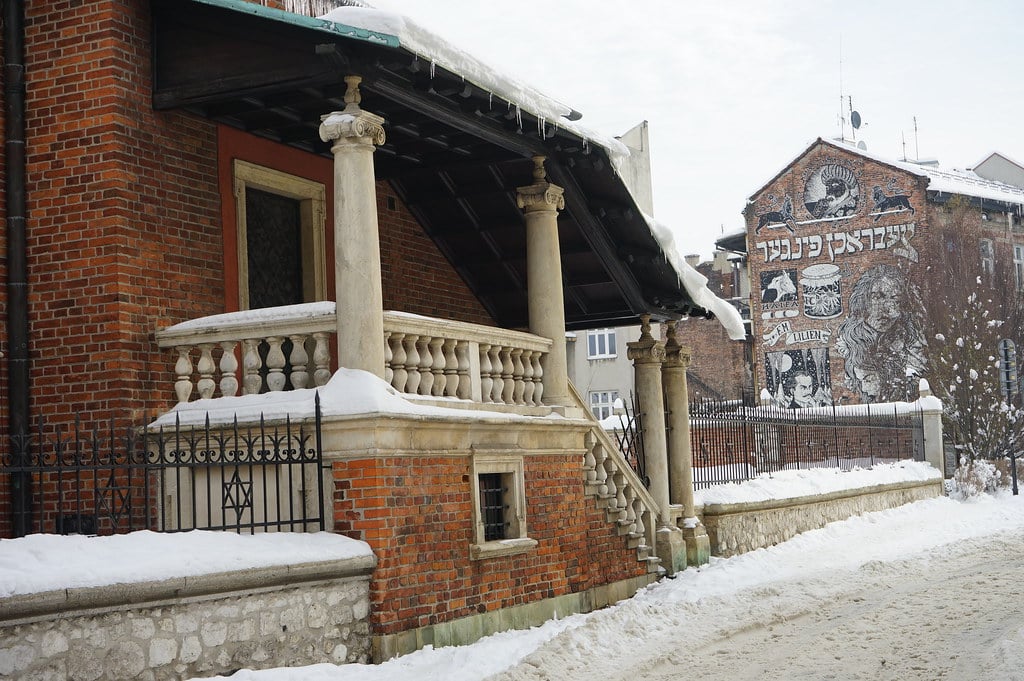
[0,531,371,598]
[5,463,1021,680]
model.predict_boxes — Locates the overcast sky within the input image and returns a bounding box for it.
[363,0,1023,259]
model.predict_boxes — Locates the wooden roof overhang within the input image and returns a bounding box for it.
[151,0,709,330]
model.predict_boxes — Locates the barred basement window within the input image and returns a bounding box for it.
[470,454,536,560]
[478,472,510,541]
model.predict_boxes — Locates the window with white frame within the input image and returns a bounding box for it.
[980,239,994,281]
[587,329,617,359]
[589,390,620,420]
[1015,244,1024,291]
[469,454,536,560]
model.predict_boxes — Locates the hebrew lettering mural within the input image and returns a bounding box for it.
[834,264,926,403]
[755,222,917,264]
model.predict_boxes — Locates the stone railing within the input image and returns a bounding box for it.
[155,304,552,409]
[571,386,660,571]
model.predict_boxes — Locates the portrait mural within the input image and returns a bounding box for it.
[803,163,860,219]
[835,264,926,403]
[765,347,833,409]
[759,268,799,319]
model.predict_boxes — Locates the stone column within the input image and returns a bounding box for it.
[663,321,710,566]
[628,315,686,574]
[319,75,387,377]
[517,156,571,407]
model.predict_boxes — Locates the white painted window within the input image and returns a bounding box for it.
[1015,244,1024,291]
[589,390,620,420]
[587,329,617,359]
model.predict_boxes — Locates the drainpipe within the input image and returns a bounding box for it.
[4,0,31,536]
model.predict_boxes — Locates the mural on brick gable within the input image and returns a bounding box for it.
[753,156,927,406]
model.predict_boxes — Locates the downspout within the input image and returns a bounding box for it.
[4,0,31,536]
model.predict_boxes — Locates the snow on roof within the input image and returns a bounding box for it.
[750,136,1024,209]
[317,6,630,167]
[645,214,747,341]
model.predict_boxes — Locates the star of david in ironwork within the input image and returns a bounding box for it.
[97,471,132,529]
[222,470,253,516]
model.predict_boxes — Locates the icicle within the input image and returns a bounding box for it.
[429,60,436,78]
[515,105,522,130]
[488,92,493,110]
[537,116,545,139]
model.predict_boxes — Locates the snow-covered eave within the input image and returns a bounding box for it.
[316,6,631,169]
[643,214,747,341]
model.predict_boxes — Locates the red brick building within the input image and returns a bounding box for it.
[745,137,1024,407]
[1,0,739,666]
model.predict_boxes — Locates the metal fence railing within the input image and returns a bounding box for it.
[689,400,925,489]
[1,397,326,538]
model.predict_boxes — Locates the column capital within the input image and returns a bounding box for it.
[627,314,665,364]
[517,156,565,214]
[663,320,692,369]
[319,75,386,146]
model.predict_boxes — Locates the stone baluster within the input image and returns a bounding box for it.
[531,352,544,405]
[510,348,525,405]
[583,430,598,484]
[442,338,459,397]
[289,335,310,389]
[593,440,609,497]
[383,331,393,385]
[389,332,408,392]
[219,341,239,397]
[479,343,493,403]
[632,496,647,542]
[622,485,638,535]
[265,337,287,391]
[522,349,536,406]
[429,337,446,396]
[489,345,503,403]
[416,336,433,396]
[613,470,628,521]
[196,344,217,399]
[173,346,194,403]
[499,346,514,404]
[312,332,332,387]
[403,334,421,395]
[455,341,472,400]
[603,455,618,508]
[242,339,262,395]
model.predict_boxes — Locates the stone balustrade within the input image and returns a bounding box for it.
[155,304,552,409]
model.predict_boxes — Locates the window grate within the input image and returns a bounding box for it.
[479,473,508,541]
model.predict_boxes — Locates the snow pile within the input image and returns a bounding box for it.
[695,461,941,505]
[0,531,371,598]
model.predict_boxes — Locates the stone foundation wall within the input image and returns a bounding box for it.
[700,478,943,557]
[0,557,374,680]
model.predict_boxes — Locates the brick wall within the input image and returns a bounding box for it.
[331,454,646,635]
[747,142,932,406]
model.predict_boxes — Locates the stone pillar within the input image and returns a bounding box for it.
[319,75,387,377]
[663,321,710,566]
[628,315,686,574]
[918,379,946,478]
[517,156,571,407]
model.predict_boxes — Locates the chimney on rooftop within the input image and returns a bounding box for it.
[684,254,702,269]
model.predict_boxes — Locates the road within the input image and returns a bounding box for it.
[490,531,1024,681]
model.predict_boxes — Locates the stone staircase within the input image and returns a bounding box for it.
[571,387,662,573]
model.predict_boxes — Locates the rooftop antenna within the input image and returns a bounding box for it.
[837,36,845,140]
[913,116,919,160]
[901,131,907,161]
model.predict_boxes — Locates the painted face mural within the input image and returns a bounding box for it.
[803,163,859,219]
[835,264,926,403]
[765,348,834,409]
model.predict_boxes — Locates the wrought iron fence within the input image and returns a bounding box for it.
[1,397,326,537]
[689,400,925,489]
[611,392,648,487]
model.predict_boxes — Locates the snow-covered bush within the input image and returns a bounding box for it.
[948,456,1023,499]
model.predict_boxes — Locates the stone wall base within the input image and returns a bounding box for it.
[700,478,943,558]
[373,572,658,661]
